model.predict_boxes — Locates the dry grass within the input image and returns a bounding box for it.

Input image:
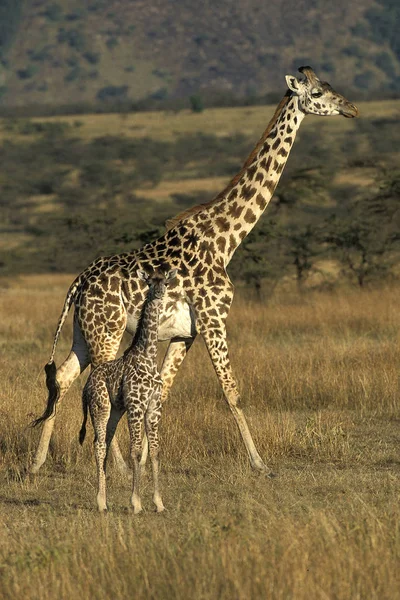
[0,276,399,599]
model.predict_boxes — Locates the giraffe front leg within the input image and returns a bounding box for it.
[200,323,274,477]
[139,338,195,468]
[145,389,164,513]
[126,394,144,514]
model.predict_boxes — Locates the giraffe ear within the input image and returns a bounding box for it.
[167,268,178,282]
[137,269,149,282]
[285,75,300,94]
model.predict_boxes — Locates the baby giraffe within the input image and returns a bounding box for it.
[79,266,177,513]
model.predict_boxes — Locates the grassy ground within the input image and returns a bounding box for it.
[0,275,399,599]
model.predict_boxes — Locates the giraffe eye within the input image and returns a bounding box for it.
[312,90,323,98]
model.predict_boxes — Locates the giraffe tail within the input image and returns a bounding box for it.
[31,273,82,428]
[79,393,88,446]
[31,362,60,427]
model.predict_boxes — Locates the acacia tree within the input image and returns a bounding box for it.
[230,218,287,299]
[325,218,390,286]
[324,170,400,287]
[279,224,321,291]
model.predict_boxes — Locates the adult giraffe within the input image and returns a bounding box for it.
[31,67,358,475]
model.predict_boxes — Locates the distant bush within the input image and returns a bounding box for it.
[106,37,118,50]
[3,119,71,136]
[257,52,279,67]
[79,160,125,189]
[57,28,86,52]
[151,87,168,101]
[375,51,397,78]
[17,65,37,80]
[342,44,365,59]
[320,61,335,74]
[354,70,375,90]
[43,3,62,22]
[189,94,204,113]
[83,51,100,65]
[28,46,53,62]
[96,85,129,102]
[65,10,86,22]
[66,55,79,68]
[65,66,81,82]
[37,82,49,92]
[86,69,99,80]
[87,1,107,12]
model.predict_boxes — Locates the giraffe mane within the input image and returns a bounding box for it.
[165,91,292,231]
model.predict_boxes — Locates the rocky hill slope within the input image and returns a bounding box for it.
[0,0,399,109]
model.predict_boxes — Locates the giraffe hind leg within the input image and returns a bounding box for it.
[29,318,90,474]
[93,400,123,512]
[200,322,275,477]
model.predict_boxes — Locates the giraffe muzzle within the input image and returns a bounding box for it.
[341,103,359,118]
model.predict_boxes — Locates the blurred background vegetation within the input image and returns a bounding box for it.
[0,99,399,293]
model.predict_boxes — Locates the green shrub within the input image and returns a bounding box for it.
[64,66,81,82]
[96,85,129,102]
[28,46,53,62]
[43,3,62,22]
[342,44,365,59]
[57,28,86,52]
[375,51,397,77]
[189,94,204,113]
[354,70,375,90]
[106,37,118,49]
[17,64,37,80]
[83,51,99,65]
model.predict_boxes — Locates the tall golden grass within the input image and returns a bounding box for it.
[0,275,399,599]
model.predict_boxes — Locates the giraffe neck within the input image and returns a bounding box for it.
[192,94,305,264]
[126,294,161,362]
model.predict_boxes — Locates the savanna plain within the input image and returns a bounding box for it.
[0,276,399,599]
[0,100,400,599]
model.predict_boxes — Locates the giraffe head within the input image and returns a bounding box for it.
[285,66,358,118]
[137,266,178,300]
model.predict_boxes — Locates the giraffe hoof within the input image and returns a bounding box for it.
[132,502,143,515]
[252,463,277,478]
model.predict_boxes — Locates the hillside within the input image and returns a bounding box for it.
[0,0,399,110]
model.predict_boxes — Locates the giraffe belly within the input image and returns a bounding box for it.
[126,301,195,341]
[158,301,196,341]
